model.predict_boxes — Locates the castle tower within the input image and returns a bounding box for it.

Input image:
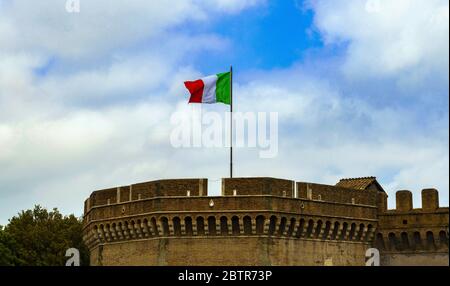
[82,177,448,266]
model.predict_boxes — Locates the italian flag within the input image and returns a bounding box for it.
[184,72,231,105]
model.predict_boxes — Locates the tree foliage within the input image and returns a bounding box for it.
[0,205,89,266]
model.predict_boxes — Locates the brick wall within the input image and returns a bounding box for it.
[222,177,294,197]
[297,182,377,206]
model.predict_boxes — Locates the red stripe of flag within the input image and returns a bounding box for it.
[184,79,204,103]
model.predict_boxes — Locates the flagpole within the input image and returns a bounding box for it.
[230,65,233,178]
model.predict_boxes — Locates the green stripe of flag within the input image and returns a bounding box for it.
[215,72,231,105]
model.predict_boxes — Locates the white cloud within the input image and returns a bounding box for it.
[309,0,449,82]
[0,0,255,59]
[230,65,449,209]
[0,0,264,223]
[0,0,448,225]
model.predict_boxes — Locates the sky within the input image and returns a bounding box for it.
[0,0,448,225]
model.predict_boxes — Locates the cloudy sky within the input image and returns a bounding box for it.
[0,0,448,224]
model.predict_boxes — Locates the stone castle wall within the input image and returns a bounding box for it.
[82,177,448,266]
[375,189,448,266]
[89,238,369,266]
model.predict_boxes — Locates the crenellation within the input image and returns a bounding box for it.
[396,190,413,211]
[377,185,448,265]
[222,177,294,197]
[422,188,439,211]
[91,187,117,207]
[297,182,377,206]
[377,192,388,213]
[82,177,448,266]
[88,179,210,208]
[84,198,91,214]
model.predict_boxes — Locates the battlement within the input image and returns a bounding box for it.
[82,176,448,266]
[85,177,380,213]
[83,178,447,224]
[222,177,294,197]
[375,189,448,262]
[381,189,446,214]
[296,182,377,206]
[83,177,380,254]
[84,178,207,212]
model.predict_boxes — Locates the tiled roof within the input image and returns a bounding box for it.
[335,176,377,190]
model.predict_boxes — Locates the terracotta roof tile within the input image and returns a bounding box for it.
[335,176,377,190]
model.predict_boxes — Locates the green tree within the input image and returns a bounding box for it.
[0,205,89,266]
[0,225,22,266]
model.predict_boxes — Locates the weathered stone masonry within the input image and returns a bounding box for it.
[83,177,448,266]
